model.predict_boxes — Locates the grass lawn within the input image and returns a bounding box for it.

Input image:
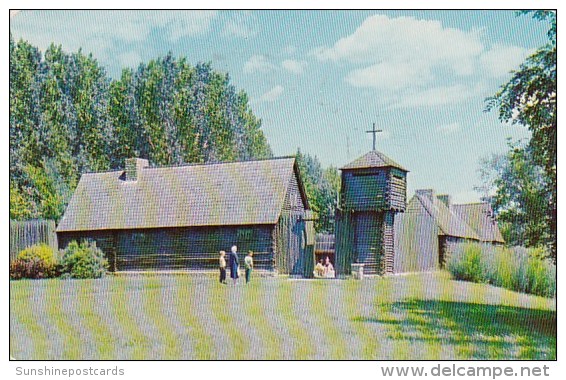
[9,271,555,360]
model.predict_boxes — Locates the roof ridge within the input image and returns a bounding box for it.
[454,202,489,206]
[82,169,124,175]
[144,155,295,170]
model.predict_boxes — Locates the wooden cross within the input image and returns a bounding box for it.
[366,123,383,151]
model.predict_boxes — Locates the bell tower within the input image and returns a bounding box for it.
[335,148,408,275]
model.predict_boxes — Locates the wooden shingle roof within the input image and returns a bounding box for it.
[341,150,408,171]
[452,203,505,243]
[414,192,480,240]
[57,157,305,232]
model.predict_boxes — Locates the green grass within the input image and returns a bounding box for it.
[173,277,215,359]
[10,281,50,358]
[209,280,249,359]
[108,277,152,359]
[276,280,314,359]
[242,281,284,360]
[45,280,83,359]
[75,280,116,359]
[10,272,556,360]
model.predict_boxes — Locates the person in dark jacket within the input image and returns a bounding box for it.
[229,245,239,285]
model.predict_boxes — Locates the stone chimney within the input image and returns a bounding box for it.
[125,158,149,181]
[415,189,435,203]
[437,194,452,209]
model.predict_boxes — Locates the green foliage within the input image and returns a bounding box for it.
[447,242,555,298]
[446,243,485,283]
[108,55,272,167]
[485,11,556,260]
[10,38,272,222]
[477,142,548,249]
[10,244,58,279]
[10,183,34,220]
[59,241,109,279]
[295,149,340,232]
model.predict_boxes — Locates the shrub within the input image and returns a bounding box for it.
[446,242,556,298]
[446,243,485,283]
[59,240,109,279]
[10,244,58,279]
[525,249,556,298]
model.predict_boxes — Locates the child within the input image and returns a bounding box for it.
[219,251,227,284]
[314,259,325,278]
[244,251,254,284]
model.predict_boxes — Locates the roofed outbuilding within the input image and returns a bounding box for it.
[393,189,505,272]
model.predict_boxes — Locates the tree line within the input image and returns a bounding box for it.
[9,35,338,231]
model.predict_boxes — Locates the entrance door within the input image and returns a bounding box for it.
[355,212,382,274]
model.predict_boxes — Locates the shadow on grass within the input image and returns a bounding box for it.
[353,300,556,359]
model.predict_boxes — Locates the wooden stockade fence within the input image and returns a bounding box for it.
[10,220,58,261]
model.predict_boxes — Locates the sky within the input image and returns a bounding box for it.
[9,10,551,203]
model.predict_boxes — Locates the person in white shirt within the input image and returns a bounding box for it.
[324,256,335,278]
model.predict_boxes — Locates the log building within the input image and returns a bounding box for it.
[335,150,408,275]
[57,157,314,275]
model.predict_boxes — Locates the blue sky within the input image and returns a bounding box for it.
[10,10,550,203]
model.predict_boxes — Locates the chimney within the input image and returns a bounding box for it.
[437,194,452,209]
[415,189,435,203]
[125,158,149,181]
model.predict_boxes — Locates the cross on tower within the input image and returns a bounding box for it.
[366,123,383,151]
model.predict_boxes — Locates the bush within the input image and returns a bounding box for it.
[10,244,58,279]
[446,243,485,283]
[59,240,109,279]
[446,242,556,298]
[525,249,556,298]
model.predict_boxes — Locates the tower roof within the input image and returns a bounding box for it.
[341,150,408,171]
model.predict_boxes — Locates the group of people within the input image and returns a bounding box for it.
[219,245,254,285]
[314,256,335,278]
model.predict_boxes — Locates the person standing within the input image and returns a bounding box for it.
[324,256,335,278]
[219,251,227,284]
[244,251,254,284]
[229,245,240,285]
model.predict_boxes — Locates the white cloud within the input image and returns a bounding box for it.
[282,59,307,74]
[345,61,431,90]
[315,14,529,96]
[221,12,258,39]
[395,84,486,108]
[315,15,483,68]
[479,44,532,78]
[243,55,277,74]
[438,122,461,134]
[161,11,217,41]
[257,85,284,102]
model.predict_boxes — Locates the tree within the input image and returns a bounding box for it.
[477,142,548,248]
[10,40,272,222]
[296,150,340,233]
[485,11,556,260]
